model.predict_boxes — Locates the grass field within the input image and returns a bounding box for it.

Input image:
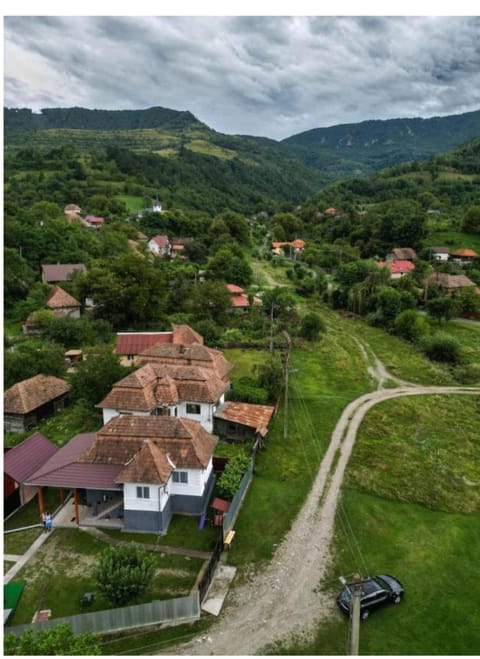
[116,194,144,213]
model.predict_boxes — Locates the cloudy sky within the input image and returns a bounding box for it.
[4,11,480,140]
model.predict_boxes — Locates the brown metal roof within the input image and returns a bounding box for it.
[3,433,59,483]
[4,375,70,415]
[215,401,275,437]
[41,263,86,283]
[25,433,122,490]
[46,285,81,309]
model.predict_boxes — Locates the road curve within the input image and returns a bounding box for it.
[168,384,480,656]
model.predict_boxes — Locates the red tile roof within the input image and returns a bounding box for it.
[41,263,86,283]
[3,433,58,483]
[150,235,169,248]
[4,375,70,415]
[85,215,105,224]
[377,260,415,275]
[226,284,245,294]
[116,332,173,355]
[215,401,275,437]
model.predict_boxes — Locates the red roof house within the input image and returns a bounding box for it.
[377,260,415,279]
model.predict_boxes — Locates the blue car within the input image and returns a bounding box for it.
[337,574,404,620]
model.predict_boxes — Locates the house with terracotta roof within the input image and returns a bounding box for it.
[450,248,479,265]
[4,433,58,509]
[46,285,81,318]
[226,284,262,312]
[41,263,86,284]
[271,239,306,257]
[377,260,415,279]
[115,324,203,364]
[214,401,275,446]
[4,375,70,433]
[386,247,417,262]
[97,362,230,432]
[84,215,105,229]
[148,235,171,257]
[26,416,218,534]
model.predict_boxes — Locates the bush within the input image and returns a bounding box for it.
[228,377,269,404]
[393,309,429,343]
[94,543,155,606]
[420,333,464,364]
[299,311,327,341]
[217,454,251,500]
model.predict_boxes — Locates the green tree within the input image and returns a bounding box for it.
[393,309,430,343]
[255,354,284,401]
[189,281,231,325]
[76,253,167,328]
[461,206,480,234]
[426,295,455,322]
[4,622,101,655]
[452,286,480,316]
[3,247,35,310]
[4,340,66,389]
[69,348,130,405]
[421,333,464,364]
[94,543,155,606]
[300,312,327,341]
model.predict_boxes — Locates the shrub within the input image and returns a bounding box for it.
[217,454,251,500]
[299,312,327,341]
[420,332,464,364]
[393,309,429,343]
[94,543,155,606]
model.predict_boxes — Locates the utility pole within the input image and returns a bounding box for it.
[348,573,363,655]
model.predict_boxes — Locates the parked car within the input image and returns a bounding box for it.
[337,574,404,620]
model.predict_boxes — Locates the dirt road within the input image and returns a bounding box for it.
[169,357,480,656]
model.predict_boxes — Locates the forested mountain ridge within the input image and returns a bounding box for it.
[283,109,480,173]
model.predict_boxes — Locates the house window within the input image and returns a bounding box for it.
[172,471,188,484]
[136,486,150,499]
[186,403,201,415]
[127,354,134,361]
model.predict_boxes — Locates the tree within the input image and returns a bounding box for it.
[76,253,167,329]
[4,622,101,655]
[421,333,464,364]
[189,280,231,325]
[393,309,430,343]
[255,354,284,401]
[4,340,66,389]
[94,543,155,606]
[300,312,327,341]
[69,348,130,405]
[461,205,480,234]
[426,295,455,322]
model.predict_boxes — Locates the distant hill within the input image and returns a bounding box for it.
[4,106,204,134]
[282,110,480,174]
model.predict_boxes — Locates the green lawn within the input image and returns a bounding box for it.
[116,194,144,213]
[6,529,204,626]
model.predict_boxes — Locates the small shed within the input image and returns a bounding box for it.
[211,497,231,526]
[4,375,70,433]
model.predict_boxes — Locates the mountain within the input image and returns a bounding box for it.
[282,110,480,174]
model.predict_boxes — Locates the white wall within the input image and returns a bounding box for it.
[123,482,169,512]
[168,461,212,497]
[102,408,150,424]
[177,401,214,432]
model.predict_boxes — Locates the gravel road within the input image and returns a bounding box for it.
[168,355,480,656]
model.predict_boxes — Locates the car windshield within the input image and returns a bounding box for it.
[373,576,391,592]
[361,579,380,596]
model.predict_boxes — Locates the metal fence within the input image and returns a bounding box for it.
[6,593,200,638]
[197,536,225,602]
[222,458,254,536]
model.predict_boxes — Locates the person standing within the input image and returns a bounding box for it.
[40,511,47,532]
[45,513,52,532]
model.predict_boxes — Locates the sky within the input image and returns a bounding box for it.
[4,6,480,140]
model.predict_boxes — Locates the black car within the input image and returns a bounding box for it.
[337,574,404,620]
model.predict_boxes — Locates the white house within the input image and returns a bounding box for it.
[148,235,171,257]
[430,247,450,262]
[26,416,218,535]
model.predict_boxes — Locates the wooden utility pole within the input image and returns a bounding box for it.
[348,574,363,656]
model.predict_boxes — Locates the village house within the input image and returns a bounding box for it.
[423,272,479,296]
[377,260,415,279]
[271,239,306,257]
[64,204,82,222]
[97,362,229,433]
[148,235,171,257]
[226,284,262,312]
[84,215,105,229]
[115,324,203,364]
[450,248,479,265]
[25,416,218,535]
[46,285,81,318]
[41,263,86,284]
[386,247,417,262]
[4,433,58,511]
[430,247,450,262]
[213,401,275,447]
[4,375,70,433]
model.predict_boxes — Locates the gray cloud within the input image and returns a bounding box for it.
[4,16,480,139]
